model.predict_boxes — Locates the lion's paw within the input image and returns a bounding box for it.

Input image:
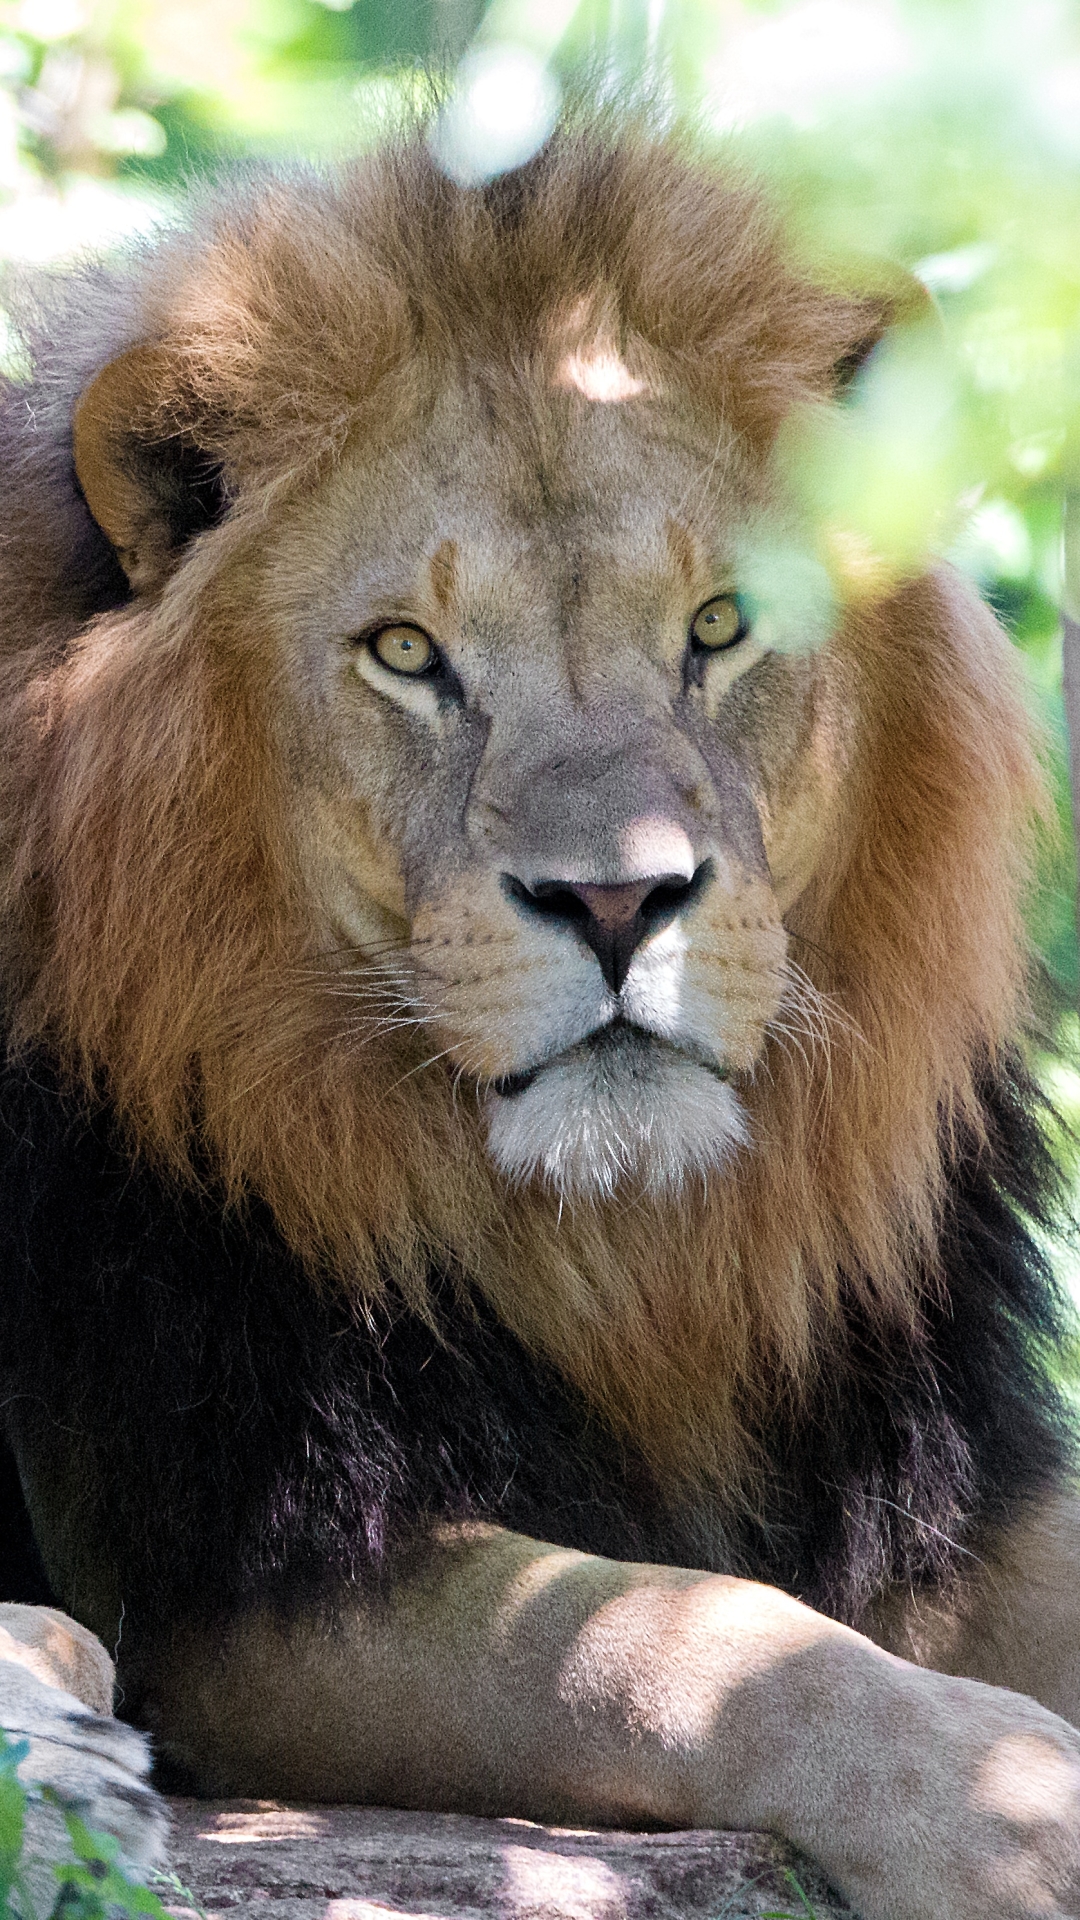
[840,1670,1080,1920]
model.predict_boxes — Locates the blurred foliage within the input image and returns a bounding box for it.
[0,0,1078,1018]
[0,1727,171,1920]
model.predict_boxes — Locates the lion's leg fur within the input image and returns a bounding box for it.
[869,1489,1080,1727]
[105,1522,1080,1920]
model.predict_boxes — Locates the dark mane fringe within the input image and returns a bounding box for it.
[751,1052,1077,1623]
[0,1043,1071,1662]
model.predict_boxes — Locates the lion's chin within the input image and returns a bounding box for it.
[483,1027,747,1202]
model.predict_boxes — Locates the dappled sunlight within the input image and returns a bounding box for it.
[557,348,646,405]
[199,1805,331,1843]
[492,1546,595,1644]
[616,818,695,883]
[973,1734,1080,1825]
[54,621,137,707]
[0,1626,68,1691]
[499,1841,622,1910]
[556,1577,838,1748]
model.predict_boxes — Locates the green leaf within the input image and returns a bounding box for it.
[54,1813,168,1920]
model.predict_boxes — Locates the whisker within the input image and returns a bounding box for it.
[386,1044,466,1092]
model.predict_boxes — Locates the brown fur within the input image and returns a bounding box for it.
[0,120,1043,1502]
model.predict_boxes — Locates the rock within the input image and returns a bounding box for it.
[164,1800,856,1920]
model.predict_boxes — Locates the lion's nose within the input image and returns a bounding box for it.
[506,864,712,993]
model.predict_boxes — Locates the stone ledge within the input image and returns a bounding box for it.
[165,1799,855,1920]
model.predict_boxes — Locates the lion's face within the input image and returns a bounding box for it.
[268,363,849,1200]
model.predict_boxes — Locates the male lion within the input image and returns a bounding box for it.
[1,119,1080,1920]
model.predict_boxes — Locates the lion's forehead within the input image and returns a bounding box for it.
[277,380,750,633]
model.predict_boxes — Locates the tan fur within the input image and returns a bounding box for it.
[0,122,1041,1512]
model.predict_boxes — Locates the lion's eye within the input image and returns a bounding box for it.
[370,625,436,676]
[690,595,749,652]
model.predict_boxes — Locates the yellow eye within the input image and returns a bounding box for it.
[691,595,748,651]
[370,625,436,676]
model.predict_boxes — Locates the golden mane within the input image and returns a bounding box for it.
[0,123,1043,1497]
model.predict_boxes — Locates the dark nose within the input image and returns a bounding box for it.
[505,864,711,993]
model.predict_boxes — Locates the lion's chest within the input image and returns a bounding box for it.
[0,1051,1066,1659]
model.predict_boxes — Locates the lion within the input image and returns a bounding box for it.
[1,114,1080,1919]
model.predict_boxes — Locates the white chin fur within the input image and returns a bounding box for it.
[484,1035,746,1201]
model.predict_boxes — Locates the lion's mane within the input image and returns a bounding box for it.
[0,122,1054,1514]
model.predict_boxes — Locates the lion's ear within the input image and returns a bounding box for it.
[832,271,938,397]
[73,346,226,594]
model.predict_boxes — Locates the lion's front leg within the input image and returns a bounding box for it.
[136,1525,1080,1920]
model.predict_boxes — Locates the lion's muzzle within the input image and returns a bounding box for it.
[501,859,713,995]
